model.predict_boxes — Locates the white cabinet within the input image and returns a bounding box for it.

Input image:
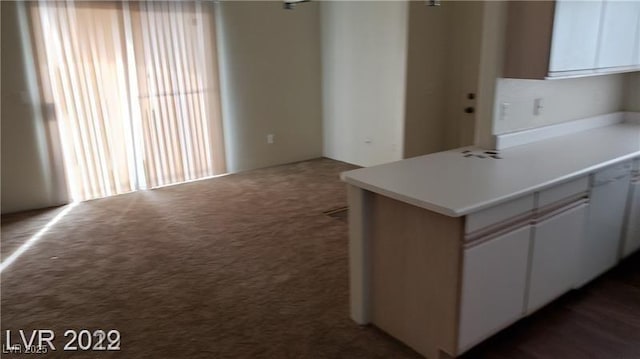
[528,203,588,313]
[636,18,640,65]
[458,226,531,353]
[579,165,631,285]
[597,0,640,68]
[504,0,640,79]
[549,0,602,72]
[623,169,640,257]
[537,176,589,208]
[455,166,637,353]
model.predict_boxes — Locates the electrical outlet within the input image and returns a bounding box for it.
[533,98,543,116]
[500,102,510,121]
[267,134,274,144]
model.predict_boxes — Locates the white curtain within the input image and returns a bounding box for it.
[30,1,226,201]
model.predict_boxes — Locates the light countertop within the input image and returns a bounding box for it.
[341,121,640,217]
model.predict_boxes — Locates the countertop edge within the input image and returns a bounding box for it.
[341,176,460,217]
[342,150,640,218]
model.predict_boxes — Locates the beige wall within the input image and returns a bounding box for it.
[321,1,407,167]
[625,72,640,112]
[3,1,323,213]
[216,1,322,173]
[493,74,627,134]
[1,1,67,214]
[322,1,485,162]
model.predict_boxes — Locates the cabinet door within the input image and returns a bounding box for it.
[597,0,640,68]
[549,0,603,72]
[458,226,531,353]
[636,19,640,65]
[579,175,631,285]
[528,203,587,314]
[623,182,640,257]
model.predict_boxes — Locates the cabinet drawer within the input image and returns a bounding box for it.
[465,195,534,234]
[594,161,632,184]
[537,176,589,209]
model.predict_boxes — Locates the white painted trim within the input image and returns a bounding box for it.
[495,112,629,150]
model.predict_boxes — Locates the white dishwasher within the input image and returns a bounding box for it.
[579,162,632,286]
[622,159,640,258]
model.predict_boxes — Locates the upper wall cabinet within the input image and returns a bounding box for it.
[504,0,640,80]
[637,14,640,64]
[637,13,640,63]
[597,0,640,68]
[549,0,602,73]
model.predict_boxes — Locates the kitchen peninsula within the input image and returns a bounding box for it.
[341,113,640,358]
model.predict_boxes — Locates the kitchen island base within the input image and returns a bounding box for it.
[348,185,464,359]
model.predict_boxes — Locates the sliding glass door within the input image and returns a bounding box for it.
[30,1,226,201]
[128,1,226,188]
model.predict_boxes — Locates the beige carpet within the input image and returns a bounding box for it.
[5,158,639,358]
[1,158,421,358]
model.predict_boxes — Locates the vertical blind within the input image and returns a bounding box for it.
[30,1,226,201]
